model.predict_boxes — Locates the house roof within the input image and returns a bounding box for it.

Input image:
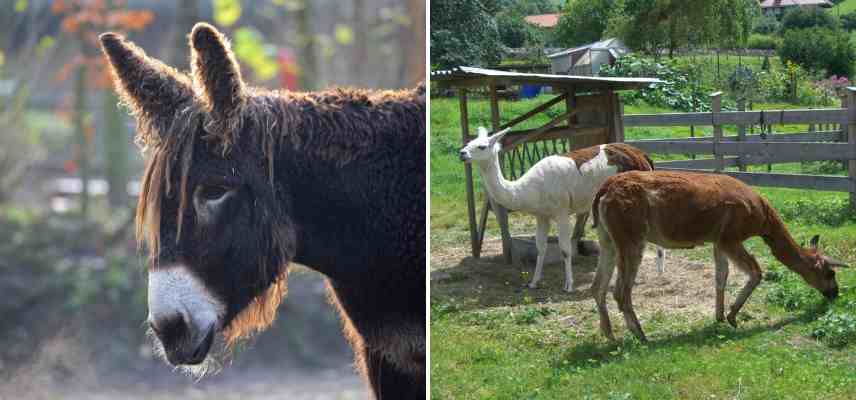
[759,0,833,8]
[547,38,628,59]
[430,66,660,91]
[524,13,560,28]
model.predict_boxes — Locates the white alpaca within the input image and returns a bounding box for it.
[460,127,665,292]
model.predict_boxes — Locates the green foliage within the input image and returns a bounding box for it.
[778,27,856,77]
[232,27,279,80]
[746,33,781,50]
[607,0,759,55]
[727,65,760,103]
[495,8,545,50]
[753,14,781,35]
[841,11,856,31]
[431,0,501,68]
[780,7,837,32]
[813,302,856,347]
[776,197,856,227]
[213,0,242,27]
[513,305,556,325]
[554,0,614,47]
[599,54,711,111]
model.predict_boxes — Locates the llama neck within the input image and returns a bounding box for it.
[762,211,811,272]
[476,152,518,209]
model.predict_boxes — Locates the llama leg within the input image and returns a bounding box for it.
[528,216,550,289]
[713,243,730,323]
[614,241,646,342]
[655,246,666,274]
[593,223,617,340]
[557,217,575,293]
[720,242,762,328]
[572,212,589,255]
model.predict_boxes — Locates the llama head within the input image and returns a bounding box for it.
[459,127,509,162]
[801,235,849,300]
[100,23,295,374]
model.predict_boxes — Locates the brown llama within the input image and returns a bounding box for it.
[99,23,424,398]
[590,170,848,342]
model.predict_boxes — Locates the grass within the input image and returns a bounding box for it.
[430,94,856,399]
[833,0,856,15]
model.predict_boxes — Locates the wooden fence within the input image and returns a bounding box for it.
[623,89,856,208]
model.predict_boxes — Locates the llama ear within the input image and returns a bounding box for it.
[810,235,820,250]
[189,23,245,129]
[477,127,489,138]
[99,33,194,138]
[490,127,511,145]
[825,256,850,268]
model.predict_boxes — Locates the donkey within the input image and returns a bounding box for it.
[459,127,665,292]
[99,23,425,398]
[591,170,848,342]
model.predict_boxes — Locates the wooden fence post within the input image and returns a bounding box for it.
[847,87,856,209]
[711,92,724,172]
[490,84,513,264]
[460,88,480,258]
[737,98,746,171]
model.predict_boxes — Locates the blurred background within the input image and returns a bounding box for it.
[0,0,424,398]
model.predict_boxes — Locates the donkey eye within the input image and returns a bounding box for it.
[198,184,231,200]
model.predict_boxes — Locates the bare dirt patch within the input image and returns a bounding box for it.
[432,238,752,330]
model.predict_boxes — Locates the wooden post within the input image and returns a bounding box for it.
[460,89,480,258]
[737,99,746,172]
[566,87,576,130]
[847,87,856,209]
[614,93,625,142]
[490,84,513,264]
[711,92,724,172]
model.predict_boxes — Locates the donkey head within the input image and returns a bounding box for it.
[100,23,294,371]
[801,235,849,300]
[459,127,508,162]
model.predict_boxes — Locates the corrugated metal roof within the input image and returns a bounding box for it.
[430,66,660,90]
[547,38,627,59]
[759,0,832,8]
[524,13,560,28]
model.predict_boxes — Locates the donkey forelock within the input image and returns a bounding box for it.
[99,22,424,350]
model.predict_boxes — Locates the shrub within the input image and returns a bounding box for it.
[431,0,502,69]
[753,14,780,34]
[813,303,856,348]
[780,7,837,32]
[842,11,856,31]
[599,54,712,112]
[747,33,781,50]
[778,27,855,77]
[728,65,760,103]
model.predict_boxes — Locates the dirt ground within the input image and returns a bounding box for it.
[431,238,751,331]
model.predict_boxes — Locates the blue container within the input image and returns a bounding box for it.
[520,84,542,99]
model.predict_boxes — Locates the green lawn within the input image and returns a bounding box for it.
[430,94,856,399]
[833,0,856,14]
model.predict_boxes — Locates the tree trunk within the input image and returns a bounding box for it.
[74,59,89,219]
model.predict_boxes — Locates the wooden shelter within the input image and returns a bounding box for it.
[431,66,659,263]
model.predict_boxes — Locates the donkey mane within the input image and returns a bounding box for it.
[103,28,424,347]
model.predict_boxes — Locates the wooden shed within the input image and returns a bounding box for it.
[431,66,658,263]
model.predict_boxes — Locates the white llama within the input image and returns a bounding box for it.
[460,127,665,292]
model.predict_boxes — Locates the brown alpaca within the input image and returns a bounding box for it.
[590,171,848,341]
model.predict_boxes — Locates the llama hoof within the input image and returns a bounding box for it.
[563,283,575,293]
[527,281,539,289]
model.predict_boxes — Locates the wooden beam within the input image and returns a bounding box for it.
[501,108,582,151]
[624,108,848,127]
[628,131,843,144]
[490,84,513,264]
[493,93,568,133]
[630,141,856,160]
[656,169,851,192]
[460,89,480,258]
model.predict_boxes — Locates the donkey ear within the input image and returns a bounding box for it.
[99,33,194,137]
[189,23,245,127]
[810,235,820,250]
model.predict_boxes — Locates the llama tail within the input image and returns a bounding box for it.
[591,183,610,229]
[644,153,656,171]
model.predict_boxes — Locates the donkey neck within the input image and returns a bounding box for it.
[475,152,520,209]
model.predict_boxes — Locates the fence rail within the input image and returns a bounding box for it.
[622,90,856,205]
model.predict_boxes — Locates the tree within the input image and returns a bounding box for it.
[607,0,759,56]
[431,0,501,69]
[780,7,837,32]
[554,0,614,47]
[778,27,855,77]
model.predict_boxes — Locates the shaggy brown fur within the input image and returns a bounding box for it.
[562,143,654,172]
[590,171,846,341]
[100,22,425,398]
